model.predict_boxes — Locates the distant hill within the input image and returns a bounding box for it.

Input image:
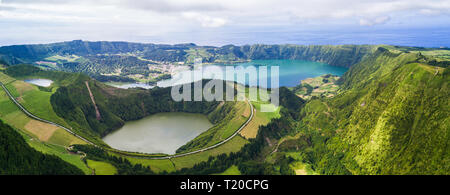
[0,41,375,84]
[0,40,373,66]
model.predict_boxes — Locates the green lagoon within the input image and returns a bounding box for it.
[102,112,213,154]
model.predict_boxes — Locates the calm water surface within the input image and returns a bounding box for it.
[157,60,348,88]
[24,79,53,87]
[107,82,154,89]
[102,112,213,154]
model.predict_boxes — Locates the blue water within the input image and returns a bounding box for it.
[157,60,348,88]
[235,60,348,87]
[145,27,450,48]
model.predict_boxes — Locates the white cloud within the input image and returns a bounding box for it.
[0,0,449,45]
[182,12,227,28]
[2,0,450,26]
[359,16,391,26]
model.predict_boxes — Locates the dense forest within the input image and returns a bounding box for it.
[0,120,84,175]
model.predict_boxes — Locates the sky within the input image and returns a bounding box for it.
[0,0,450,47]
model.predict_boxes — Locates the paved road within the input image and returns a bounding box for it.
[0,82,254,160]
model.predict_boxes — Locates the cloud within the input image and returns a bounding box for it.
[182,12,227,28]
[359,16,391,26]
[2,0,450,24]
[121,0,225,13]
[0,0,449,45]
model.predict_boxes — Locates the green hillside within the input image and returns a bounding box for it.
[0,120,84,175]
[0,43,448,175]
[294,47,449,174]
[171,46,449,175]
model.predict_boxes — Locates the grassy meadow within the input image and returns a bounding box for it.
[87,160,117,175]
[0,72,91,174]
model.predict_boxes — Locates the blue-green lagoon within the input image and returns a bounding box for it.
[157,60,348,88]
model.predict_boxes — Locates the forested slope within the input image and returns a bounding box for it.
[0,120,84,175]
[298,47,449,174]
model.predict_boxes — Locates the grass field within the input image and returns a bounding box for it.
[172,136,248,169]
[109,153,176,173]
[0,91,90,174]
[0,72,15,84]
[293,74,341,100]
[118,135,249,172]
[45,54,80,63]
[284,152,317,175]
[0,73,91,174]
[240,100,280,139]
[239,86,281,139]
[412,49,450,60]
[213,165,241,175]
[5,80,70,127]
[218,101,249,140]
[87,160,117,175]
[0,87,86,146]
[178,100,251,153]
[22,132,92,175]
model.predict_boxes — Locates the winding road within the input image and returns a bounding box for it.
[0,81,254,160]
[0,82,95,145]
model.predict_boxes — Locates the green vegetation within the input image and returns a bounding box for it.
[0,120,84,175]
[0,66,88,146]
[118,157,176,173]
[48,78,227,146]
[26,138,91,174]
[0,77,91,174]
[214,165,241,175]
[2,66,252,174]
[292,74,341,100]
[169,47,449,175]
[240,92,282,139]
[109,135,249,173]
[176,101,248,153]
[5,81,69,127]
[294,47,449,174]
[0,72,15,84]
[87,160,117,175]
[0,43,448,175]
[173,136,249,169]
[71,145,156,175]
